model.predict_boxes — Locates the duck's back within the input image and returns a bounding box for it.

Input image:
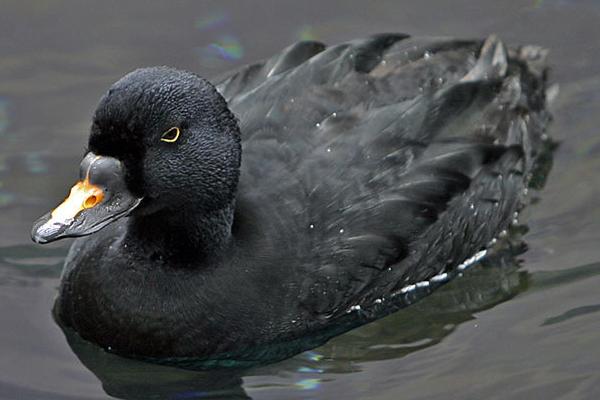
[218,34,549,325]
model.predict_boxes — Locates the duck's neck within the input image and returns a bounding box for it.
[126,201,235,263]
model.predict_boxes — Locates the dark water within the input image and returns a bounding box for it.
[1,1,599,399]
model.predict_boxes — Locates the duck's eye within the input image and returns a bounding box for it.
[161,127,180,143]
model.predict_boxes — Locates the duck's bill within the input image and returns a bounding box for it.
[31,153,143,244]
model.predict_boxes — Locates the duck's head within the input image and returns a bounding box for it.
[32,67,241,244]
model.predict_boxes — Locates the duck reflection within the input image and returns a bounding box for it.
[62,331,250,399]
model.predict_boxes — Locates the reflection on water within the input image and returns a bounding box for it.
[194,11,244,69]
[63,333,250,400]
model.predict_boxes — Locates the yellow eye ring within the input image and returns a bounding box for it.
[161,127,180,143]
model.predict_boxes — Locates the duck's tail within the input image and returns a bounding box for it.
[462,35,553,179]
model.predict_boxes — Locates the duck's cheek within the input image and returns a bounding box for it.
[31,153,143,244]
[141,162,188,199]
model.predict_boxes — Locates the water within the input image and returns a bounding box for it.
[1,1,599,398]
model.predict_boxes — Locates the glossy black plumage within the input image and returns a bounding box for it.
[49,34,550,366]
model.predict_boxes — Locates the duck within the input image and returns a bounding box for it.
[31,33,550,367]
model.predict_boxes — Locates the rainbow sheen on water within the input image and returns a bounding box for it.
[297,25,318,41]
[304,351,324,362]
[196,35,244,68]
[208,35,244,60]
[295,378,320,390]
[298,366,324,373]
[195,12,230,31]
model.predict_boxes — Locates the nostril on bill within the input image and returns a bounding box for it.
[84,195,99,209]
